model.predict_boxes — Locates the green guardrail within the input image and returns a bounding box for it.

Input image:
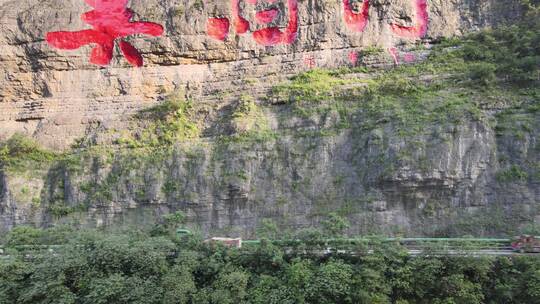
[176,229,192,236]
[241,238,512,246]
[4,232,539,254]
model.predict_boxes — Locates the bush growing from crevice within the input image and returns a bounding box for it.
[230,95,268,135]
[322,213,350,238]
[0,133,58,169]
[496,165,529,183]
[116,95,201,148]
[271,69,349,104]
[468,62,497,86]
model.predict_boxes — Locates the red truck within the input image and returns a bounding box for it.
[511,235,540,253]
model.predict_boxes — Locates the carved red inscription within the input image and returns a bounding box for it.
[343,0,370,33]
[46,0,164,67]
[348,51,359,65]
[342,0,428,39]
[208,0,299,46]
[388,47,399,65]
[390,0,428,38]
[207,18,230,41]
[304,55,316,68]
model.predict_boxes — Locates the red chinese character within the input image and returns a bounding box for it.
[343,0,370,33]
[343,0,428,39]
[403,53,416,63]
[207,18,230,41]
[46,0,164,67]
[390,0,428,38]
[388,49,416,65]
[348,51,359,66]
[207,0,299,46]
[304,55,316,69]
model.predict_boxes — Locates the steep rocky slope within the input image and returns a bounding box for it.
[0,0,538,237]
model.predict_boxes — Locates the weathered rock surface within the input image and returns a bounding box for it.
[0,0,523,148]
[1,91,538,237]
[0,0,538,237]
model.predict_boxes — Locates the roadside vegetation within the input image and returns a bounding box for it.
[1,218,540,304]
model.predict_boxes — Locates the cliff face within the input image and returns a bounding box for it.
[1,95,538,236]
[0,0,538,237]
[0,0,522,148]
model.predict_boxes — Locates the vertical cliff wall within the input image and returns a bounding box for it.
[0,0,537,237]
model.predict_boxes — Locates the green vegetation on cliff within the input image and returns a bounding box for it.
[271,17,539,137]
[0,134,58,170]
[117,95,201,148]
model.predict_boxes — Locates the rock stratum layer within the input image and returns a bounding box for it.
[0,0,538,237]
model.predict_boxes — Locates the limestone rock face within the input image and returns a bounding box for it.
[0,0,537,237]
[0,0,523,148]
[1,106,538,237]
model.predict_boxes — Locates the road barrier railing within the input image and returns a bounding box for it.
[0,237,525,258]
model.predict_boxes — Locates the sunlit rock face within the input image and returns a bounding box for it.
[0,0,522,149]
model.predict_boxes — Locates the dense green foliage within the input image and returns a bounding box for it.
[2,225,540,304]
